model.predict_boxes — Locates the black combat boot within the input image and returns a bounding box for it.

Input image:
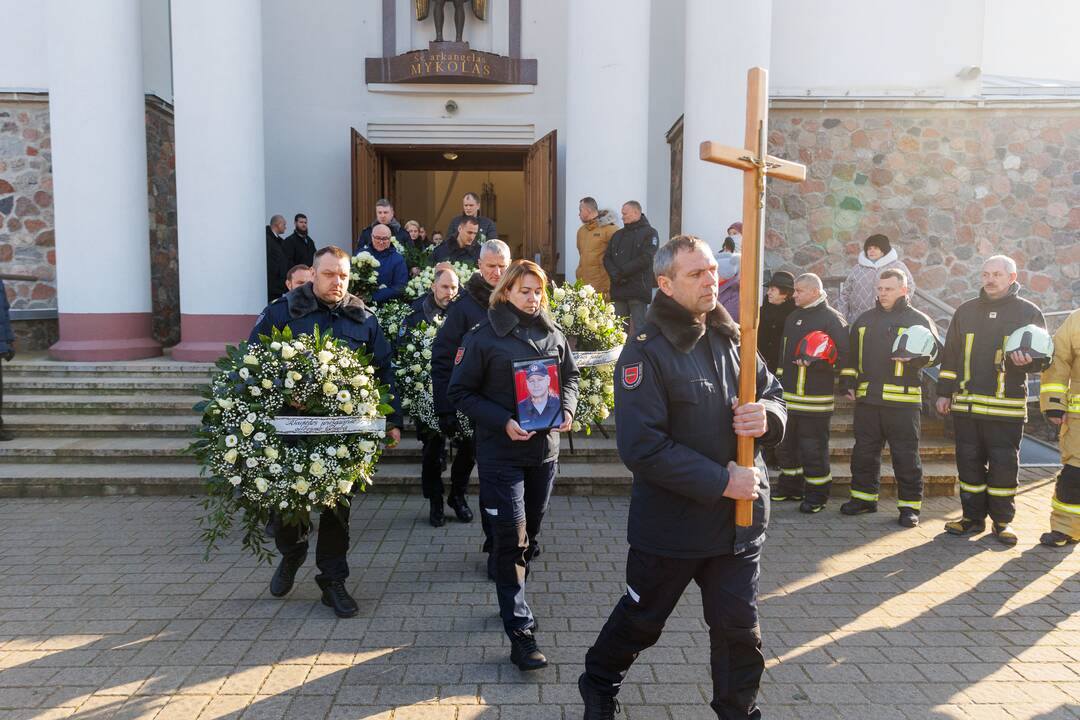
[578,673,621,719]
[447,494,474,523]
[509,628,547,670]
[898,507,920,528]
[840,498,877,516]
[269,556,304,597]
[319,579,359,618]
[429,497,446,527]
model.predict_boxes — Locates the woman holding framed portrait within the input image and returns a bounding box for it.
[448,259,579,671]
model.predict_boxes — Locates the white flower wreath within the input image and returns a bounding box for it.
[193,326,394,561]
[395,315,472,439]
[348,251,382,300]
[550,281,626,433]
[403,261,473,302]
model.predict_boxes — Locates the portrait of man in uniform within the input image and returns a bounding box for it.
[514,359,561,431]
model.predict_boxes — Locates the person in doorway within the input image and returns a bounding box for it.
[368,224,409,304]
[575,196,618,297]
[354,198,412,255]
[446,192,497,244]
[284,213,316,268]
[433,216,483,266]
[603,201,659,335]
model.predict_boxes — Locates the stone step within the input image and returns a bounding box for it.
[0,459,959,498]
[6,356,214,378]
[4,394,205,415]
[3,376,210,395]
[0,432,956,464]
[1,414,201,437]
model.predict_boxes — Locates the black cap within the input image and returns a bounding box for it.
[526,363,548,378]
[763,271,795,291]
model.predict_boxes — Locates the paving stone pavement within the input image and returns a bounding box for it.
[0,470,1077,720]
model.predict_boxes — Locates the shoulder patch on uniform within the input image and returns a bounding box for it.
[454,347,465,365]
[650,234,659,247]
[621,362,643,389]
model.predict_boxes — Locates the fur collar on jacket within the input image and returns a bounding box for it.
[586,209,618,229]
[286,283,370,324]
[465,272,493,307]
[646,291,739,353]
[488,300,557,337]
[858,247,899,269]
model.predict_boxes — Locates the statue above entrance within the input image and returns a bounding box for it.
[415,0,488,44]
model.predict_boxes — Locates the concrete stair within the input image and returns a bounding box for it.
[0,354,960,498]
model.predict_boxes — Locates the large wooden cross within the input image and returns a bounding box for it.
[700,67,806,526]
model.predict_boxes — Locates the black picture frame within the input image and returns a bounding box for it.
[512,356,562,431]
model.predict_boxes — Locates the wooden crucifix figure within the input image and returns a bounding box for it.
[699,67,806,527]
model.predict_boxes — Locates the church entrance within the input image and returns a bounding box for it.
[351,130,557,273]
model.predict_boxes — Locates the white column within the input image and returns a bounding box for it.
[563,0,651,283]
[47,0,160,360]
[680,0,773,252]
[171,0,267,362]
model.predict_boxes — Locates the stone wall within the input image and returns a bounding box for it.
[766,104,1080,313]
[0,94,178,350]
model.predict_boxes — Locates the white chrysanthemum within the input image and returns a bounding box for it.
[225,435,239,448]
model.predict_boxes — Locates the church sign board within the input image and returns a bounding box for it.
[366,0,537,85]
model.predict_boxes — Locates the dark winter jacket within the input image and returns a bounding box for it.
[432,235,482,266]
[432,273,493,417]
[776,295,849,414]
[448,301,579,467]
[615,292,786,557]
[936,282,1045,423]
[759,297,796,374]
[265,226,291,304]
[249,284,402,428]
[446,214,497,245]
[402,292,448,336]
[840,296,942,408]
[603,215,659,302]
[370,245,409,304]
[354,218,411,256]
[0,278,13,356]
[283,231,316,268]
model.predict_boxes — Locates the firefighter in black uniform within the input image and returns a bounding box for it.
[773,273,848,513]
[431,240,511,562]
[401,265,467,527]
[937,255,1044,545]
[579,236,786,720]
[251,246,402,618]
[839,268,942,527]
[448,259,579,671]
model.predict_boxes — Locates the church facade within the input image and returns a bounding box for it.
[1,0,1078,359]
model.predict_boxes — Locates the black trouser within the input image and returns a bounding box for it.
[584,547,764,720]
[477,460,556,635]
[952,415,1023,524]
[774,413,832,504]
[273,502,351,583]
[850,402,923,510]
[419,429,475,500]
[1050,464,1080,538]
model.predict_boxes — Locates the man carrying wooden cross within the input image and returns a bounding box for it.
[579,67,802,720]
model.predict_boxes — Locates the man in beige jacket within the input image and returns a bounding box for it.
[575,196,618,297]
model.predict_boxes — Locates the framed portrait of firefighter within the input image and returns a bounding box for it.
[513,357,562,432]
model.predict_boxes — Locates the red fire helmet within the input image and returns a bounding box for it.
[795,330,838,366]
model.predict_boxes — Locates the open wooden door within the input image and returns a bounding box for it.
[351,128,380,249]
[523,130,557,274]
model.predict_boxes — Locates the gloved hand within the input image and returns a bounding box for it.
[438,413,461,437]
[1,349,13,362]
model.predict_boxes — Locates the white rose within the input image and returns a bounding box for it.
[238,367,250,380]
[358,440,376,454]
[422,349,432,360]
[281,345,296,360]
[228,475,242,486]
[317,350,334,364]
[341,402,354,414]
[240,421,254,437]
[308,492,317,501]
[250,387,262,397]
[578,288,588,298]
[336,445,349,458]
[323,382,338,396]
[309,461,327,477]
[293,479,310,495]
[217,398,234,410]
[338,479,353,494]
[261,378,272,389]
[243,354,259,366]
[254,477,269,493]
[325,446,337,456]
[254,432,266,442]
[293,463,305,472]
[224,448,238,464]
[411,364,422,373]
[289,371,302,381]
[245,457,259,468]
[270,341,282,351]
[598,405,610,420]
[280,501,288,509]
[264,447,279,460]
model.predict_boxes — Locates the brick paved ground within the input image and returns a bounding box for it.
[0,471,1077,719]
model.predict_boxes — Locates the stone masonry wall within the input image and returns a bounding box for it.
[766,105,1080,313]
[0,95,178,350]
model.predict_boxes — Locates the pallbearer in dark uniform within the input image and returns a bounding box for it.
[250,246,402,617]
[448,259,579,671]
[400,264,467,527]
[516,362,562,431]
[838,269,941,527]
[579,236,786,720]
